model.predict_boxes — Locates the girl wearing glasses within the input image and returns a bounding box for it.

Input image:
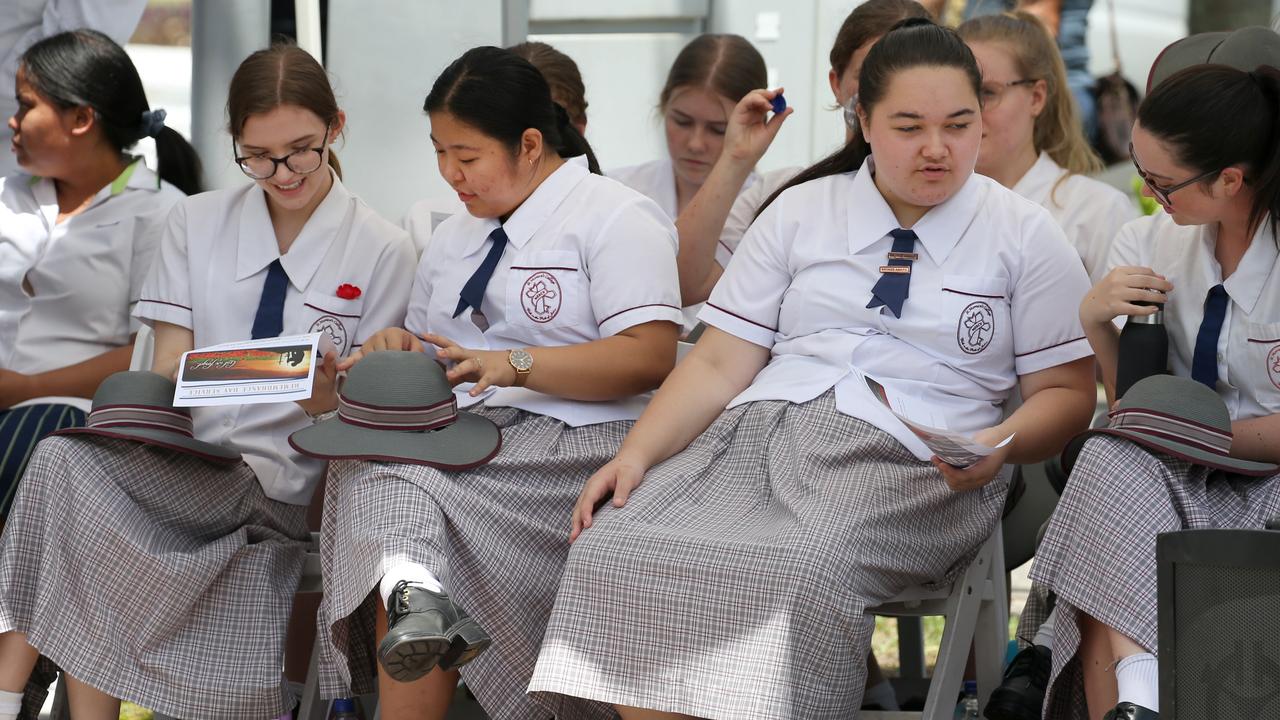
[530,20,1096,719]
[675,0,929,311]
[0,43,414,720]
[1030,65,1280,720]
[0,30,200,531]
[959,12,1138,285]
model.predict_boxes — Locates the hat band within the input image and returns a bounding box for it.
[337,395,457,432]
[1108,407,1233,456]
[86,405,194,438]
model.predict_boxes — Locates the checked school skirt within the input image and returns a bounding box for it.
[0,435,309,720]
[316,405,628,720]
[529,390,1009,720]
[1029,434,1280,719]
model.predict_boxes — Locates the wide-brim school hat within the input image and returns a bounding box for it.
[54,371,241,464]
[1062,375,1278,477]
[1147,26,1280,91]
[289,351,501,469]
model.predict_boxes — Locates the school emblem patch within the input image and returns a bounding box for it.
[309,315,348,355]
[1268,345,1280,391]
[521,271,561,323]
[958,301,995,354]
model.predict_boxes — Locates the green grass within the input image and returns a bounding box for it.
[871,614,1020,675]
[120,702,152,720]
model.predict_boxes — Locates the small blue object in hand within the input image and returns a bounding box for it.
[770,94,786,115]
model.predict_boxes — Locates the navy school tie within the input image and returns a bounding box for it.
[250,259,289,339]
[866,228,919,319]
[1190,283,1229,389]
[454,227,509,319]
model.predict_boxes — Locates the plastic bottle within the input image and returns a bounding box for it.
[331,697,359,720]
[1115,299,1168,399]
[954,680,979,719]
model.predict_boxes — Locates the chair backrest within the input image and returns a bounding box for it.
[130,323,156,372]
[1158,527,1280,717]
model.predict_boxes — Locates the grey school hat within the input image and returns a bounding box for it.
[289,351,501,469]
[1062,375,1278,477]
[1148,26,1280,91]
[54,370,241,464]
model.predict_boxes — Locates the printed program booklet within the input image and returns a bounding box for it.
[863,374,1013,468]
[173,332,334,407]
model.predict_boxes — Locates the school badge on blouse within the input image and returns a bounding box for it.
[957,301,995,354]
[310,316,348,355]
[1267,344,1280,391]
[521,272,562,323]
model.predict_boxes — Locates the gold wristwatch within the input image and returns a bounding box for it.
[508,349,533,387]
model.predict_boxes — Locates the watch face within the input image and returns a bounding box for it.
[510,349,534,371]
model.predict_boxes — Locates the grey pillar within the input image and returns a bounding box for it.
[191,0,270,191]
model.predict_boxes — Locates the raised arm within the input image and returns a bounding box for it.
[677,88,790,304]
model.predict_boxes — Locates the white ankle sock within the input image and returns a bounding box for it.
[380,562,444,609]
[1032,606,1058,649]
[0,688,23,720]
[864,679,899,710]
[1114,653,1159,711]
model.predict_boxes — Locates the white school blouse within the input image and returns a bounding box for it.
[135,172,417,505]
[1109,212,1280,422]
[1011,152,1139,284]
[610,157,761,331]
[407,159,682,427]
[701,157,1094,460]
[1,161,182,410]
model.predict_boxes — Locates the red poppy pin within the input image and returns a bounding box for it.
[336,283,362,300]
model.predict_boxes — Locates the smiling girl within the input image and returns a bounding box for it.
[529,19,1097,719]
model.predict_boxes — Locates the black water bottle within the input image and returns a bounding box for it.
[1115,299,1168,399]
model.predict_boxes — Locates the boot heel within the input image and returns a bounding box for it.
[439,618,492,670]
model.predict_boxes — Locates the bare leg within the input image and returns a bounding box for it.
[0,632,39,692]
[615,706,700,720]
[63,676,119,720]
[375,600,458,720]
[1079,613,1118,720]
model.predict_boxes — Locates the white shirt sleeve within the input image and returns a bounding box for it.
[698,195,789,349]
[352,230,417,348]
[1105,216,1155,272]
[404,237,436,337]
[715,180,767,268]
[133,200,193,329]
[126,204,169,334]
[587,199,683,337]
[1011,212,1094,375]
[1081,189,1142,285]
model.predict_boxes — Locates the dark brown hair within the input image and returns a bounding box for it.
[659,34,766,111]
[829,0,931,78]
[760,18,981,215]
[508,41,588,129]
[227,43,342,178]
[1140,64,1280,239]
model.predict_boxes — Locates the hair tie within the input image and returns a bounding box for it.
[140,108,167,138]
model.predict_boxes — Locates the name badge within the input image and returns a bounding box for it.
[887,252,919,261]
[879,265,911,275]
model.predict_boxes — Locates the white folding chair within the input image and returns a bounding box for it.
[863,524,1009,720]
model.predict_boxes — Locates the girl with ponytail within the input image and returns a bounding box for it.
[0,29,199,524]
[530,19,1096,718]
[308,45,682,720]
[1032,63,1280,720]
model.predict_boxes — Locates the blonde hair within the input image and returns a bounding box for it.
[958,11,1102,180]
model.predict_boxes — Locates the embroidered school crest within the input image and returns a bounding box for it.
[958,301,995,354]
[521,271,561,323]
[1268,345,1280,391]
[310,315,348,355]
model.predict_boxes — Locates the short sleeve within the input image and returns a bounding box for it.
[404,234,439,337]
[133,200,193,329]
[352,229,417,348]
[715,180,767,268]
[586,198,683,337]
[698,194,791,348]
[1011,212,1094,375]
[1080,188,1141,285]
[126,206,169,334]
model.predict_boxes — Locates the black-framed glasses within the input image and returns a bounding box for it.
[979,78,1037,110]
[1129,142,1221,207]
[234,124,329,180]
